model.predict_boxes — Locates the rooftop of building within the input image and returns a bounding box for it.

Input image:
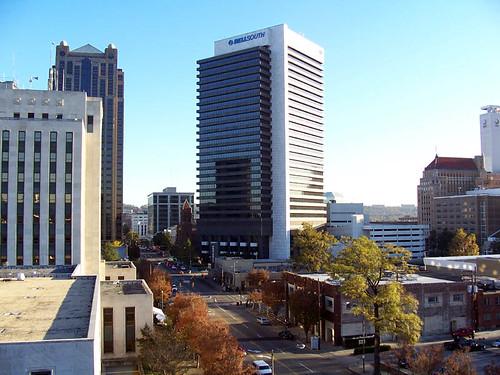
[0,265,75,279]
[434,188,500,199]
[424,155,479,171]
[100,280,150,296]
[289,271,456,286]
[104,261,136,270]
[0,275,96,343]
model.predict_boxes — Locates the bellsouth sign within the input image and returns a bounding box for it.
[228,32,266,46]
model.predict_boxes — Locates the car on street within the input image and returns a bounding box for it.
[296,342,306,350]
[252,360,272,375]
[491,339,500,348]
[278,330,295,340]
[256,316,271,325]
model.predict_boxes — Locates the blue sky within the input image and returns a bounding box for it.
[2,0,500,207]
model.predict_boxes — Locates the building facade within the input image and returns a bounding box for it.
[434,189,500,248]
[50,41,124,242]
[197,24,326,260]
[417,155,481,230]
[130,212,148,238]
[363,222,430,259]
[480,105,500,174]
[326,202,365,238]
[0,85,101,274]
[147,187,194,235]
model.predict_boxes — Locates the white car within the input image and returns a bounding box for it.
[256,316,271,325]
[492,339,500,347]
[252,360,272,375]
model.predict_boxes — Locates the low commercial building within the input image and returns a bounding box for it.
[131,212,148,238]
[283,271,469,345]
[101,280,153,360]
[0,268,101,375]
[104,260,137,280]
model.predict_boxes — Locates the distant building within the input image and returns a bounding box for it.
[131,212,148,238]
[363,222,429,259]
[480,105,500,173]
[0,85,101,274]
[175,199,195,247]
[434,188,500,249]
[49,41,124,242]
[326,202,365,238]
[417,155,482,230]
[147,187,194,235]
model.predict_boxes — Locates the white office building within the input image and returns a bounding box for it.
[326,202,365,238]
[480,105,500,173]
[131,212,148,238]
[0,84,101,274]
[197,24,325,260]
[363,222,430,259]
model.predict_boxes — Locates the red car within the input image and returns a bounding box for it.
[452,327,475,338]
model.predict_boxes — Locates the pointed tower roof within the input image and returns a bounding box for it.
[71,44,103,54]
[182,199,192,210]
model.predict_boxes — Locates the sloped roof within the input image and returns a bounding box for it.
[425,155,478,171]
[182,199,192,211]
[71,44,103,54]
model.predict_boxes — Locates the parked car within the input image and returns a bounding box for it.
[256,316,271,325]
[252,360,272,375]
[452,327,475,338]
[492,339,500,348]
[278,330,295,340]
[464,339,485,352]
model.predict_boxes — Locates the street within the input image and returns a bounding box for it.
[169,271,362,375]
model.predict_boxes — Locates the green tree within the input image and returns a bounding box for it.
[293,222,337,272]
[138,323,193,375]
[436,229,454,256]
[448,228,480,256]
[153,231,173,253]
[288,288,320,343]
[101,241,121,261]
[125,231,140,260]
[331,236,422,375]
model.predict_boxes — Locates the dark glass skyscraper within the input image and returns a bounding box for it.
[49,41,124,242]
[197,46,273,259]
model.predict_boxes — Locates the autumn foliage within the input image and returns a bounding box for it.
[288,288,320,342]
[246,268,270,289]
[146,268,172,305]
[166,293,252,375]
[261,278,285,314]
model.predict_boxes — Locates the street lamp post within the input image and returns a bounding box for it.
[362,317,366,373]
[271,349,275,375]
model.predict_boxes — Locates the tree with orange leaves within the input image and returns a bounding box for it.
[261,278,285,315]
[246,268,270,289]
[146,267,172,307]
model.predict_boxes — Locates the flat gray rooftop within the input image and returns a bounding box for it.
[0,277,95,342]
[101,280,148,296]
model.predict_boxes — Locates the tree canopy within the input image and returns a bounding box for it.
[146,268,172,306]
[261,278,285,315]
[288,288,320,342]
[293,222,337,272]
[331,236,422,375]
[246,268,270,289]
[448,228,480,256]
[138,323,193,375]
[101,241,121,261]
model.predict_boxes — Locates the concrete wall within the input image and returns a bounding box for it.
[0,339,97,375]
[104,262,137,280]
[101,280,153,359]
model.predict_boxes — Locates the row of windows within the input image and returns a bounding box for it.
[12,112,64,120]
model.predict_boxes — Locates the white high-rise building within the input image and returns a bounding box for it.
[197,24,325,260]
[480,105,500,173]
[0,84,101,274]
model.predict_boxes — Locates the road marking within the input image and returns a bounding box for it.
[242,323,250,329]
[216,304,237,321]
[298,362,314,373]
[256,333,262,338]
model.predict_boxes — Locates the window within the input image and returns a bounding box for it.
[105,276,110,281]
[30,370,53,375]
[103,308,113,353]
[34,132,41,142]
[49,194,56,203]
[125,307,135,352]
[28,112,34,119]
[66,153,72,162]
[50,132,57,142]
[65,194,71,203]
[87,115,94,125]
[325,296,334,312]
[452,294,464,303]
[484,313,491,321]
[56,114,63,120]
[42,113,49,119]
[484,298,490,306]
[13,112,20,119]
[427,296,439,304]
[118,276,124,280]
